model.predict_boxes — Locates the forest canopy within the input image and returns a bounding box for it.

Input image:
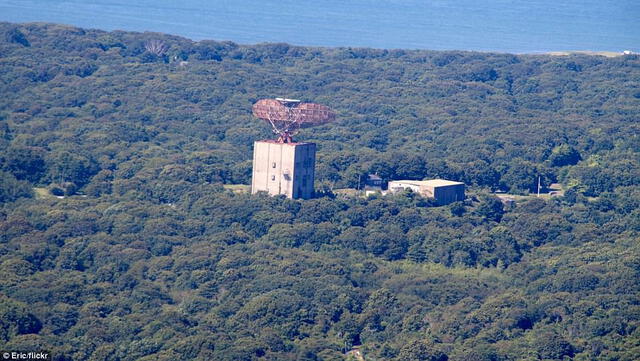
[0,22,639,361]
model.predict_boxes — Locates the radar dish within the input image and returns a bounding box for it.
[252,98,336,143]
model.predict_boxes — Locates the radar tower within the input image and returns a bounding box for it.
[250,98,336,199]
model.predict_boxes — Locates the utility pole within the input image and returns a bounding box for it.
[537,176,541,197]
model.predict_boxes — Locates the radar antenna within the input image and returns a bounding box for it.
[252,98,336,143]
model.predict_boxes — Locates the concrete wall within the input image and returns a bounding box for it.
[388,181,421,194]
[431,183,465,205]
[292,143,316,199]
[251,141,316,199]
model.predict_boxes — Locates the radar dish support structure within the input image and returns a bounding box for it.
[252,98,336,143]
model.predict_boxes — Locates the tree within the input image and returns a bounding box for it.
[297,198,345,223]
[407,243,427,262]
[396,340,447,361]
[500,159,546,194]
[532,329,574,360]
[464,160,500,189]
[5,27,30,46]
[1,146,46,182]
[0,171,33,203]
[264,222,315,247]
[46,151,98,187]
[475,195,504,222]
[450,201,466,217]
[549,144,581,167]
[0,297,42,342]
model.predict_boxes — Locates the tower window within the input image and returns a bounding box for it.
[272,162,276,168]
[271,175,276,181]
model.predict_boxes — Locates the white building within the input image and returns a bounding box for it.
[388,179,465,205]
[251,140,316,199]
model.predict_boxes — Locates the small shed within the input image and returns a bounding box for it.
[365,174,383,189]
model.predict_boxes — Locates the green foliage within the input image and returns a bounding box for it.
[0,170,33,203]
[549,144,581,167]
[5,27,30,47]
[499,159,553,194]
[531,329,574,360]
[0,297,42,342]
[474,195,504,222]
[396,340,447,361]
[1,146,46,183]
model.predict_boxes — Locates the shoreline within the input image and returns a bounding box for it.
[540,50,632,58]
[3,21,636,57]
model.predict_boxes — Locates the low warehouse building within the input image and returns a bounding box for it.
[388,179,465,205]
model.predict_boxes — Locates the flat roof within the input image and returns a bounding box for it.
[255,139,314,146]
[389,179,464,187]
[275,97,301,103]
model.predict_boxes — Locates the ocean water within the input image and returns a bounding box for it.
[0,0,638,53]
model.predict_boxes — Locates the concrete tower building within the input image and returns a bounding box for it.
[251,140,316,199]
[250,97,335,200]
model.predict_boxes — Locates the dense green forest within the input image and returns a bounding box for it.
[1,22,639,361]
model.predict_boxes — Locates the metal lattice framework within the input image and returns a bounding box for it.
[252,98,336,143]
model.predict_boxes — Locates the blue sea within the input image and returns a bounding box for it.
[0,0,638,53]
